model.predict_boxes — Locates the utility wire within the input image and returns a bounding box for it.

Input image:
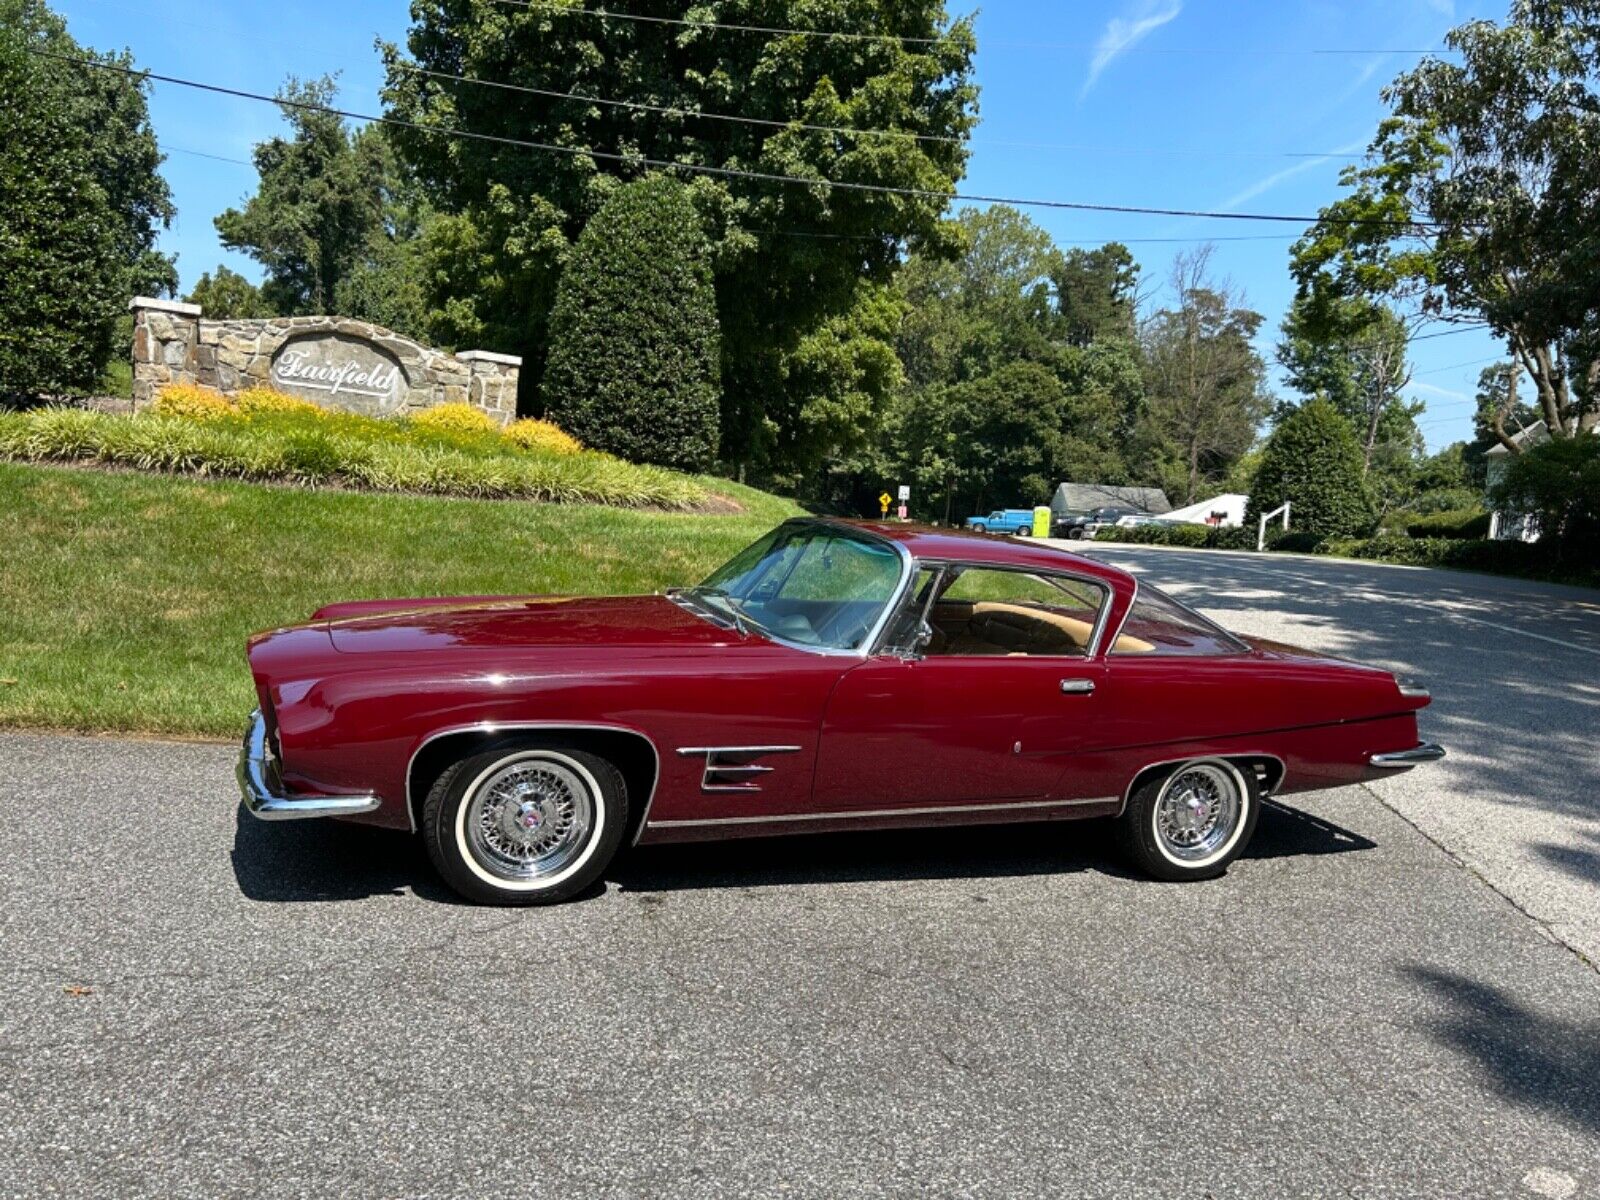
[486,0,1455,55]
[39,50,1445,230]
[392,63,1366,161]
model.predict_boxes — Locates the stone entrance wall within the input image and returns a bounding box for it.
[130,297,521,423]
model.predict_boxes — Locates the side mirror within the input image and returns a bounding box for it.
[900,619,934,660]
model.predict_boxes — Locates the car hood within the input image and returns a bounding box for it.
[323,594,742,655]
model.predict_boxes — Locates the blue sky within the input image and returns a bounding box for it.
[56,0,1508,451]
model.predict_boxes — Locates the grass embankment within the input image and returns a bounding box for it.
[0,400,707,509]
[0,461,802,737]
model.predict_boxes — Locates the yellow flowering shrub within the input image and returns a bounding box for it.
[237,387,322,416]
[153,384,236,421]
[409,402,500,436]
[505,418,583,455]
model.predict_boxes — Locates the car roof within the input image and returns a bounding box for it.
[799,517,1137,591]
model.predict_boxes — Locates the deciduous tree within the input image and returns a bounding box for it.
[1139,249,1270,505]
[382,0,977,472]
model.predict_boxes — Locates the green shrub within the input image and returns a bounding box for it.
[1093,523,1256,550]
[1404,509,1491,540]
[1491,434,1600,564]
[1269,530,1326,553]
[542,173,721,470]
[1248,398,1376,539]
[1407,487,1485,515]
[1317,534,1586,582]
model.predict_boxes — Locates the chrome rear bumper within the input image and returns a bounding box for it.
[1369,742,1447,769]
[238,709,381,821]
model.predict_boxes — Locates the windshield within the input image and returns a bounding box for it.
[693,524,906,651]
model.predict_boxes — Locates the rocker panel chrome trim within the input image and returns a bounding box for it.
[646,794,1118,830]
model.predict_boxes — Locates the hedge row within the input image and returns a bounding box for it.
[1092,521,1596,587]
[0,406,707,509]
[1091,523,1257,550]
[1403,508,1493,540]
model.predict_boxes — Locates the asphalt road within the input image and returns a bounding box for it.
[2,552,1599,1198]
[1071,541,1600,967]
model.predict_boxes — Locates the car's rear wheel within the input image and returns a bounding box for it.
[1066,528,1084,540]
[971,522,987,532]
[1117,758,1258,881]
[422,741,628,905]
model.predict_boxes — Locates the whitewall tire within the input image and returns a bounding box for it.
[423,742,628,905]
[1117,758,1259,882]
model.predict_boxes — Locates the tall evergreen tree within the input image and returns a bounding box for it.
[542,174,721,470]
[0,7,129,395]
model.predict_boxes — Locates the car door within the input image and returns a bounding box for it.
[812,564,1111,812]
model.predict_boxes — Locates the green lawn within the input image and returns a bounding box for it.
[0,461,802,737]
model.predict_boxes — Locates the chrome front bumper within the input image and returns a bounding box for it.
[237,709,381,821]
[1369,742,1447,769]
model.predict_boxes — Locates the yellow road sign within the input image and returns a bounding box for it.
[879,491,891,516]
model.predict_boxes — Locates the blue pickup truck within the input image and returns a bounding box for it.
[964,508,1037,535]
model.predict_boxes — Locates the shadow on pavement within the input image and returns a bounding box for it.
[229,805,460,904]
[1406,965,1600,1135]
[613,799,1372,894]
[230,793,1376,902]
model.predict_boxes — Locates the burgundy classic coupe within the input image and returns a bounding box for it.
[239,518,1443,904]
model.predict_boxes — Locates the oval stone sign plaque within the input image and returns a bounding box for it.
[270,333,407,415]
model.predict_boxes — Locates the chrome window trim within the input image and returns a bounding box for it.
[402,720,662,844]
[1108,579,1251,658]
[1116,752,1286,818]
[711,518,916,660]
[645,794,1119,830]
[881,558,1114,661]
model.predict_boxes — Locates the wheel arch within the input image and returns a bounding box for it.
[1118,753,1284,817]
[406,723,661,846]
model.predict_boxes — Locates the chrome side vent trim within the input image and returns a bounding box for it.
[676,745,802,793]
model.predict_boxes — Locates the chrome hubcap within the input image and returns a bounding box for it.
[465,757,594,881]
[1154,763,1242,862]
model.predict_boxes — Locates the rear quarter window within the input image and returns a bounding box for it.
[1112,586,1247,656]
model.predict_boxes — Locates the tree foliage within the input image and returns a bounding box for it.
[1248,398,1377,539]
[0,9,122,395]
[216,77,390,316]
[542,174,721,470]
[185,266,273,320]
[0,0,174,396]
[1491,432,1600,562]
[1139,249,1270,505]
[1291,0,1600,452]
[382,0,977,471]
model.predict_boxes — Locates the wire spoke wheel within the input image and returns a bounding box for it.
[463,756,595,882]
[1153,762,1243,863]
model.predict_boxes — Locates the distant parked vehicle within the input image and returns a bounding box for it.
[964,509,1037,535]
[1115,514,1165,528]
[1057,506,1140,540]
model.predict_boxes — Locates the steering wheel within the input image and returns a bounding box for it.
[815,607,875,650]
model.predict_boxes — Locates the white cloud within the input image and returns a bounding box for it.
[1410,381,1470,401]
[1216,140,1364,212]
[1081,0,1184,98]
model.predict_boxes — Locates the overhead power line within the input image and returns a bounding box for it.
[487,0,1456,55]
[392,63,1366,161]
[39,50,1444,230]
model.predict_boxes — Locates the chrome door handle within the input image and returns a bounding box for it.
[1060,678,1095,695]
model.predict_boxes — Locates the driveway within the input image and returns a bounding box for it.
[1069,540,1600,967]
[3,669,1599,1195]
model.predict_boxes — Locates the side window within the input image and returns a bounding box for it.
[927,567,1107,658]
[1111,586,1247,656]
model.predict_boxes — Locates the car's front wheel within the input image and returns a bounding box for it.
[422,742,628,905]
[1117,758,1258,881]
[970,522,987,533]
